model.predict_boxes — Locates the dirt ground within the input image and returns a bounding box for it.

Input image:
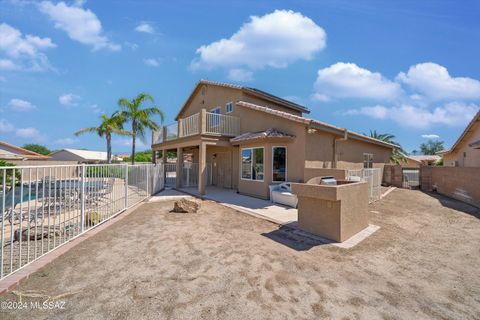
[0,188,479,320]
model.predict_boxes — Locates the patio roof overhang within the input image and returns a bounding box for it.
[230,128,295,145]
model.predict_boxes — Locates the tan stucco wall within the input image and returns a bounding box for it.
[443,121,480,167]
[421,166,480,208]
[305,130,392,180]
[292,181,369,242]
[236,107,307,199]
[178,83,304,121]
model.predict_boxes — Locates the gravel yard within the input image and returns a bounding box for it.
[0,188,479,319]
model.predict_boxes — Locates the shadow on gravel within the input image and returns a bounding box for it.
[262,223,333,251]
[422,191,480,219]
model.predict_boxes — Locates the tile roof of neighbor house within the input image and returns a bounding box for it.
[236,101,398,149]
[51,148,108,161]
[230,128,296,143]
[175,79,310,120]
[0,140,50,160]
[439,110,480,155]
[406,155,441,162]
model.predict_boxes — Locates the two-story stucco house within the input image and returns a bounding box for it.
[151,80,396,199]
[439,111,480,167]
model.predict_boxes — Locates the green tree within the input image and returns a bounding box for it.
[0,160,20,187]
[367,130,406,164]
[118,93,164,164]
[419,140,444,155]
[123,150,152,163]
[74,112,130,163]
[22,144,51,155]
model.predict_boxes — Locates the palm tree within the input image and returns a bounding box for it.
[367,130,406,164]
[118,93,164,164]
[75,112,130,163]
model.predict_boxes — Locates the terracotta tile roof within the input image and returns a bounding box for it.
[230,128,295,143]
[236,101,398,149]
[406,155,441,162]
[0,140,50,160]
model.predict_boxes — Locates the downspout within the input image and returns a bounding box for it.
[333,129,348,168]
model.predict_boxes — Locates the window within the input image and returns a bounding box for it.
[241,148,264,181]
[363,153,373,168]
[226,102,233,113]
[272,147,287,182]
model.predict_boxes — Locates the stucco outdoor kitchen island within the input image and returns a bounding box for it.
[291,179,369,242]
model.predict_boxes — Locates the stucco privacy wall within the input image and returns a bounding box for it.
[421,166,480,208]
[443,120,480,167]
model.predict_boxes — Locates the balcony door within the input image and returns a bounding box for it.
[213,151,232,188]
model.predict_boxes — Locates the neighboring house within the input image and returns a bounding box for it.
[0,140,50,161]
[151,80,395,198]
[50,148,117,163]
[438,111,480,167]
[403,155,441,168]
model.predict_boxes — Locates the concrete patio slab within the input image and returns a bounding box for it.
[179,186,298,225]
[149,188,194,202]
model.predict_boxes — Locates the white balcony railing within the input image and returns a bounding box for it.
[205,112,240,136]
[180,113,200,137]
[152,110,240,144]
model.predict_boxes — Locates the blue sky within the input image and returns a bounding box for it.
[1,0,479,154]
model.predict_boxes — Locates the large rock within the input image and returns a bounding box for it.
[14,226,61,242]
[172,198,200,213]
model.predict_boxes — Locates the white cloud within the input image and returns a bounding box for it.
[135,23,154,34]
[343,105,388,119]
[192,10,326,77]
[0,119,14,133]
[0,23,56,71]
[345,102,478,129]
[15,127,46,142]
[0,59,19,70]
[38,1,120,51]
[113,138,146,149]
[59,93,80,106]
[144,58,160,67]
[55,137,78,145]
[314,62,402,101]
[89,104,101,113]
[7,98,35,111]
[421,134,440,139]
[397,62,480,101]
[228,68,253,82]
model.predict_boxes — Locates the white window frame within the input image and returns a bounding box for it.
[240,147,264,182]
[272,146,287,183]
[363,153,373,169]
[226,101,233,113]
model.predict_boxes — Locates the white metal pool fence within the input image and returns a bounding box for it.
[0,163,164,279]
[347,168,382,202]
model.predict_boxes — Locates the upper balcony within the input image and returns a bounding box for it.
[152,109,240,144]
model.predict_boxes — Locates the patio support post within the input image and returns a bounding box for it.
[176,147,183,189]
[200,108,207,134]
[178,118,183,138]
[198,142,206,195]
